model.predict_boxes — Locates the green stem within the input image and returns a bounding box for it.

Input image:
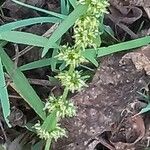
[62,87,69,101]
[69,64,75,74]
[45,138,52,150]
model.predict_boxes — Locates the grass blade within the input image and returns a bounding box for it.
[68,0,77,8]
[11,0,67,19]
[61,0,67,15]
[82,36,150,59]
[139,105,150,114]
[0,17,61,32]
[42,4,88,57]
[0,46,46,120]
[97,36,150,57]
[0,57,11,127]
[0,31,58,48]
[19,58,61,71]
[82,50,98,67]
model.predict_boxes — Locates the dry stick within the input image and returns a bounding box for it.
[0,121,7,141]
[9,95,22,99]
[14,44,19,68]
[12,23,59,61]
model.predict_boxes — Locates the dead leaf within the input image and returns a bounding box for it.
[119,45,150,75]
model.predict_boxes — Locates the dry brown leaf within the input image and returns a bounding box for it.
[120,45,150,75]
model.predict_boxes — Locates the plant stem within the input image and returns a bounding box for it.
[62,87,69,101]
[45,138,52,150]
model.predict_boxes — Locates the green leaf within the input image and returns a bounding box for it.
[48,76,61,86]
[41,111,57,132]
[68,0,77,8]
[61,0,69,15]
[0,17,61,32]
[82,49,98,67]
[19,58,60,71]
[59,62,66,71]
[101,25,119,44]
[0,31,58,48]
[31,140,44,150]
[97,36,150,57]
[12,0,67,19]
[139,105,150,114]
[0,57,11,127]
[0,46,46,120]
[83,36,150,59]
[42,4,88,57]
[50,49,59,72]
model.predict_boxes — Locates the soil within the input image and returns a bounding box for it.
[0,0,150,150]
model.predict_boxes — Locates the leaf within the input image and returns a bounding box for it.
[48,76,61,86]
[0,31,58,48]
[59,62,66,71]
[0,17,61,32]
[0,57,11,127]
[41,111,57,132]
[12,0,67,19]
[139,105,150,114]
[97,36,150,57]
[82,49,98,67]
[0,46,46,120]
[31,140,44,150]
[101,25,119,44]
[61,0,69,15]
[68,0,77,8]
[19,58,60,71]
[42,4,88,57]
[83,36,150,59]
[50,49,59,72]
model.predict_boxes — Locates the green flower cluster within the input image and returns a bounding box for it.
[34,122,66,141]
[43,95,76,118]
[74,0,109,49]
[57,45,86,68]
[56,71,88,93]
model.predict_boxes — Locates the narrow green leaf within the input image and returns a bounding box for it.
[0,47,46,120]
[139,105,150,114]
[12,0,67,19]
[0,58,11,127]
[82,49,98,67]
[61,0,67,15]
[82,36,150,60]
[31,140,44,150]
[69,0,77,8]
[66,0,70,13]
[19,58,60,71]
[48,76,61,86]
[50,49,59,71]
[97,36,150,57]
[41,111,57,132]
[59,62,66,71]
[42,4,88,57]
[0,17,61,32]
[0,31,58,48]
